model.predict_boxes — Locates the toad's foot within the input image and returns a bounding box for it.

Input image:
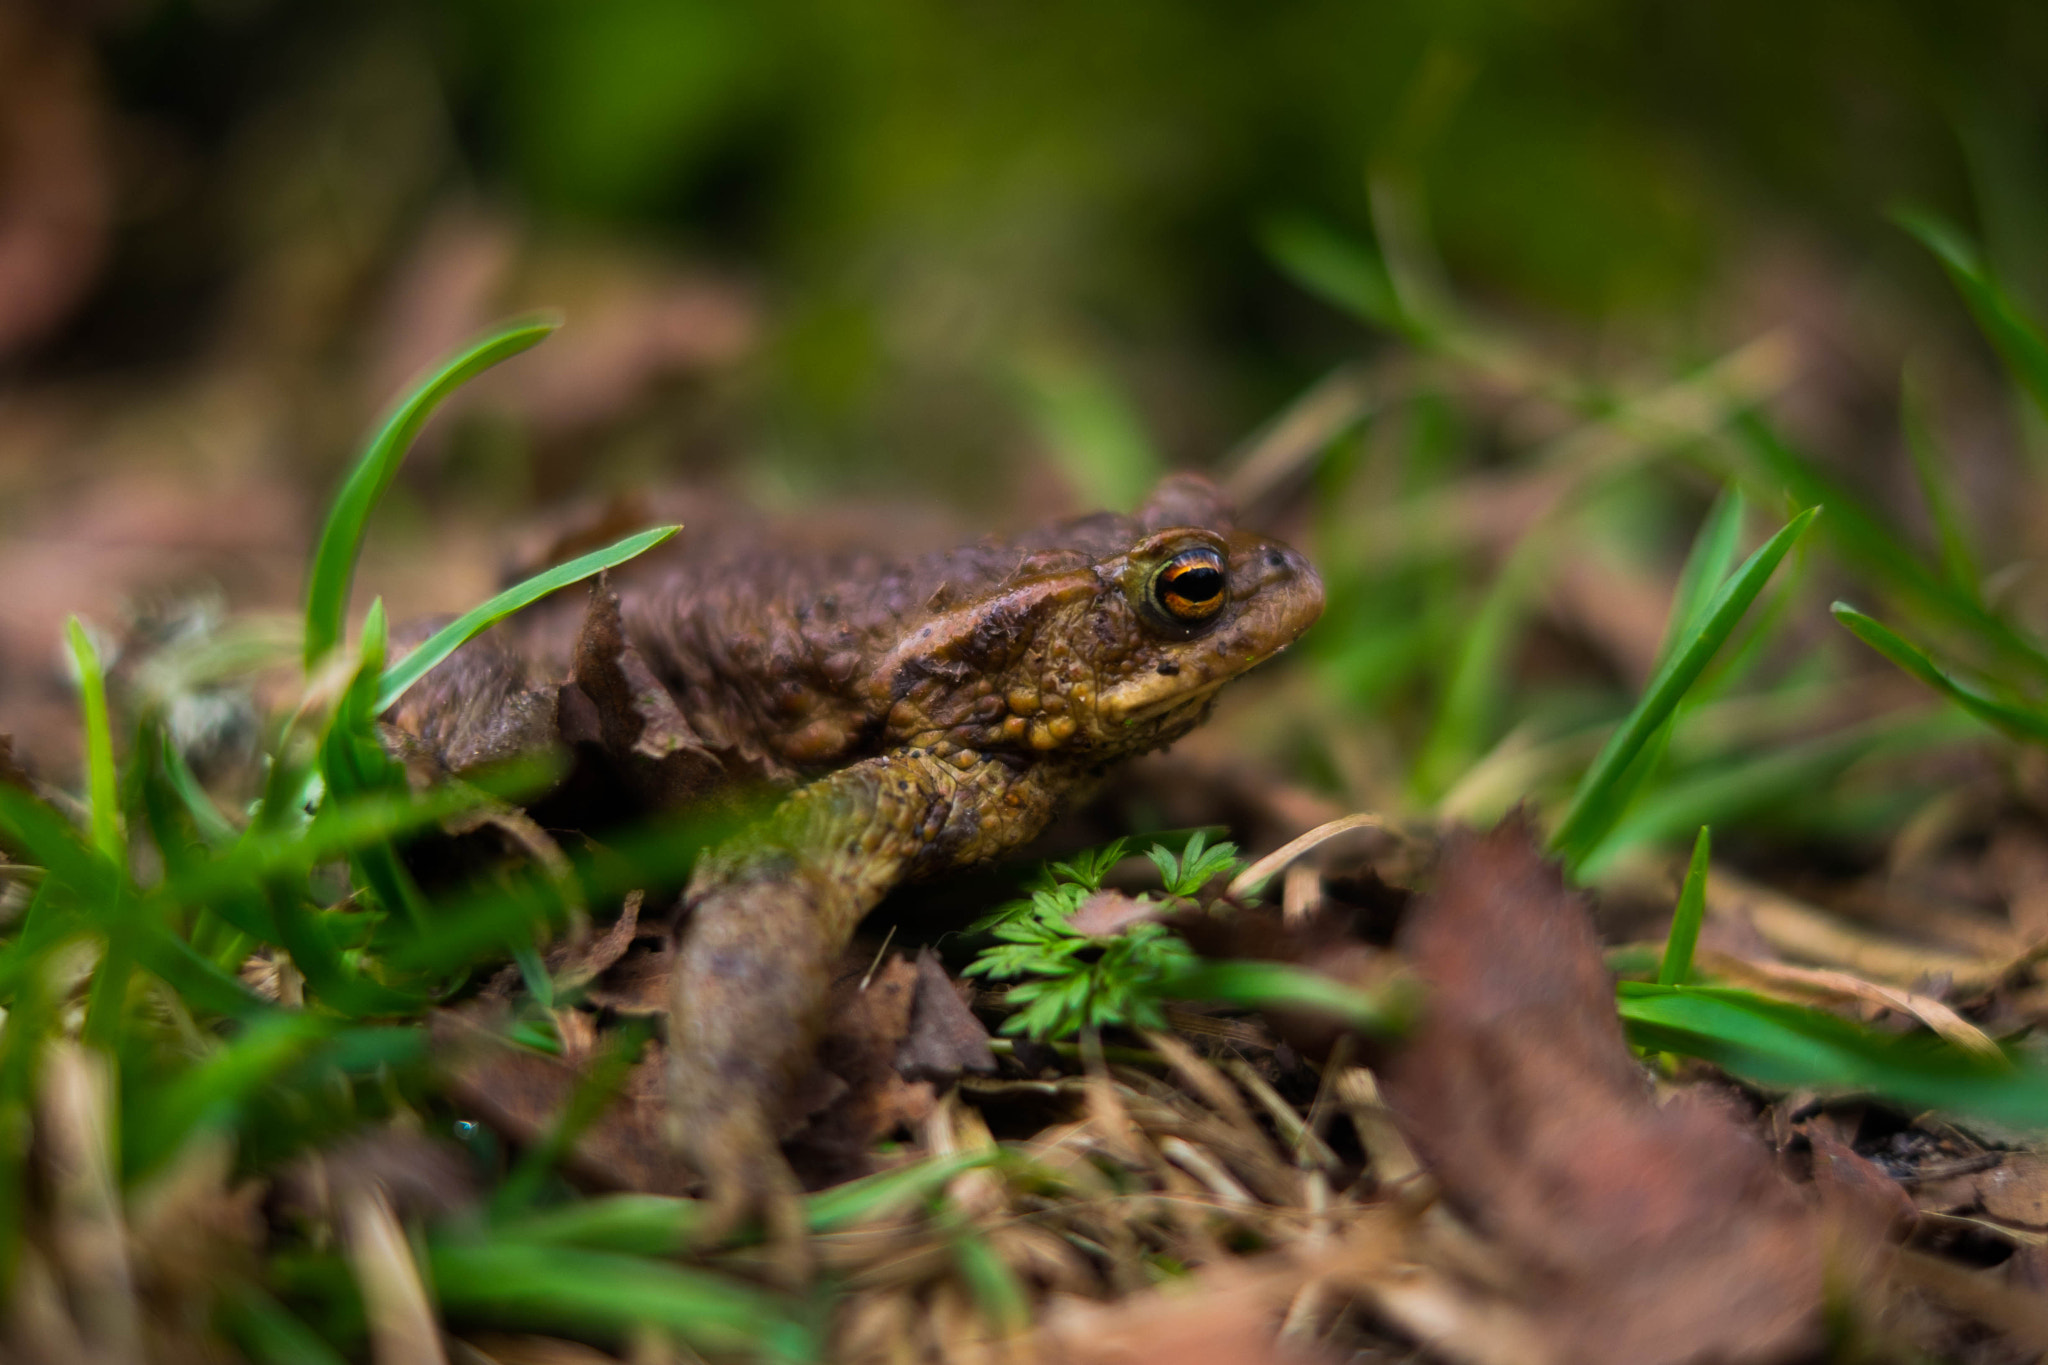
[680,1095,811,1284]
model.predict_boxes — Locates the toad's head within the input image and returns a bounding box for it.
[870,475,1323,767]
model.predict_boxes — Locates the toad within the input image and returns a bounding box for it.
[392,473,1322,1263]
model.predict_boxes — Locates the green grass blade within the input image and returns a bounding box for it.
[303,315,558,669]
[1662,487,1746,666]
[1413,540,1541,803]
[1260,213,1417,340]
[425,1243,814,1360]
[1160,960,1416,1035]
[375,525,678,713]
[65,618,122,868]
[495,1150,1005,1256]
[1656,827,1710,986]
[1892,206,2048,423]
[1552,491,1747,852]
[1731,414,2048,682]
[123,1012,327,1180]
[1550,506,1820,864]
[0,784,121,903]
[129,922,276,1022]
[1014,356,1164,513]
[1831,603,2048,743]
[320,601,429,931]
[220,1284,351,1365]
[1900,365,1983,597]
[948,1220,1031,1336]
[806,1149,1006,1231]
[1618,982,2048,1131]
[492,1023,648,1214]
[1573,709,1970,880]
[155,730,239,848]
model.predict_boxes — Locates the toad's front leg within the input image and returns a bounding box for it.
[669,750,1058,1273]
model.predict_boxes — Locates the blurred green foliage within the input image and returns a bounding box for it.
[92,0,2048,481]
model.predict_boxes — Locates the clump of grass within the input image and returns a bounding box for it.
[0,320,827,1357]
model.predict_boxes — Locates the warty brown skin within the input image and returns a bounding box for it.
[394,473,1323,1268]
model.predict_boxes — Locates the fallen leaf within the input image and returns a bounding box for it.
[1067,889,1165,938]
[785,952,935,1189]
[894,947,996,1082]
[431,1007,690,1195]
[1378,814,1826,1365]
[567,576,725,808]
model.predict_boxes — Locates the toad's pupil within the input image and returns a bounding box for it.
[1156,551,1226,621]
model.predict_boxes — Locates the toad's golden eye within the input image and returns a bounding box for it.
[1151,547,1227,625]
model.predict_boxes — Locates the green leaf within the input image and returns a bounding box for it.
[1550,506,1820,866]
[303,314,558,670]
[1618,982,2048,1131]
[1013,354,1163,513]
[1662,488,1747,666]
[1656,827,1710,986]
[949,1220,1031,1336]
[220,1285,351,1365]
[65,617,122,868]
[1734,414,2048,684]
[1261,213,1416,339]
[1892,205,2048,424]
[1900,365,1983,599]
[375,524,679,713]
[0,784,121,912]
[1571,710,1968,881]
[425,1243,813,1361]
[1159,960,1415,1035]
[1831,603,2048,744]
[319,601,430,932]
[1412,537,1543,802]
[123,1011,328,1181]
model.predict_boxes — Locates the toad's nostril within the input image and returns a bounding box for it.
[1266,550,1286,570]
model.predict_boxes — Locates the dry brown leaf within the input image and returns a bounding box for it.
[894,947,997,1082]
[786,952,935,1189]
[1379,814,1826,1365]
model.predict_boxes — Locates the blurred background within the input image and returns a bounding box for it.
[3,0,2047,835]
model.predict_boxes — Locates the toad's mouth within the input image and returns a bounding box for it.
[1108,678,1228,726]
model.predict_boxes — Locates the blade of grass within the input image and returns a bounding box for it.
[1160,960,1416,1035]
[1412,534,1545,803]
[1892,206,2048,423]
[1571,709,1972,881]
[65,617,122,868]
[1618,982,2048,1131]
[68,618,136,1046]
[1831,603,2048,743]
[1657,827,1711,986]
[947,1218,1031,1337]
[1729,414,2048,683]
[496,1149,1006,1256]
[123,1012,327,1181]
[1261,212,1419,341]
[1550,506,1820,865]
[1550,488,1748,851]
[1901,364,1983,598]
[220,1284,352,1365]
[375,524,679,712]
[425,1243,813,1360]
[0,783,121,904]
[1663,488,1747,665]
[320,601,429,932]
[1013,354,1164,513]
[304,314,558,669]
